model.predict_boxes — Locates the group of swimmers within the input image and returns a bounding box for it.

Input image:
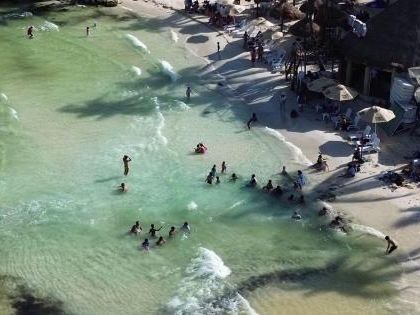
[205,161,227,184]
[129,221,191,251]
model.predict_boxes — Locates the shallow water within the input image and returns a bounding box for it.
[0,4,402,315]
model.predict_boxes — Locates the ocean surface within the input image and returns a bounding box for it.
[0,4,403,315]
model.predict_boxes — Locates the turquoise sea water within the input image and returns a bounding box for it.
[0,5,401,315]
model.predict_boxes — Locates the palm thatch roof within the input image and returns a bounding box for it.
[340,0,420,70]
[289,18,320,37]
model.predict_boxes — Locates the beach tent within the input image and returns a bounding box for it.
[357,105,396,133]
[307,77,336,93]
[322,84,358,101]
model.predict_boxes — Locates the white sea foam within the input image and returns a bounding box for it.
[166,247,258,315]
[155,107,168,146]
[160,60,180,82]
[170,29,179,42]
[131,66,142,76]
[9,107,19,120]
[263,127,312,166]
[125,34,150,53]
[351,223,386,239]
[3,11,33,19]
[1,93,8,103]
[121,5,134,12]
[39,21,59,32]
[174,100,190,111]
[187,201,198,211]
[229,200,245,209]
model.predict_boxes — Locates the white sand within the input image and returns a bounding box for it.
[120,0,420,311]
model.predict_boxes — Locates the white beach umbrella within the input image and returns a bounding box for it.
[357,105,395,133]
[322,84,358,101]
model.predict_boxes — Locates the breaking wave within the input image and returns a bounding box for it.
[165,247,258,315]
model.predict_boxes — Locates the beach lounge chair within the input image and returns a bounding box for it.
[349,125,371,142]
[361,137,381,153]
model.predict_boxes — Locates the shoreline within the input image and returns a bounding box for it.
[120,0,420,312]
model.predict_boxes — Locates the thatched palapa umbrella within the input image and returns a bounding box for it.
[278,3,304,21]
[289,18,320,37]
[357,106,395,133]
[322,84,358,101]
[307,77,336,93]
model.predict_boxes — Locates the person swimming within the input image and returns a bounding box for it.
[142,238,149,250]
[221,161,227,173]
[195,143,207,154]
[299,195,305,204]
[216,176,220,184]
[210,165,217,177]
[149,224,162,238]
[292,211,302,220]
[288,194,294,201]
[263,179,273,192]
[281,166,288,175]
[118,183,127,192]
[206,172,213,184]
[249,174,257,187]
[156,236,166,246]
[318,207,328,216]
[169,226,176,238]
[180,222,190,234]
[123,155,132,176]
[231,173,238,181]
[130,221,142,235]
[272,185,283,196]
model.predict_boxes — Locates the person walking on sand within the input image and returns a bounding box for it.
[123,155,132,176]
[279,94,287,114]
[217,42,221,59]
[247,113,258,129]
[243,31,248,48]
[385,236,398,255]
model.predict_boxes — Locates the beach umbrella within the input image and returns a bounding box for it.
[357,105,395,133]
[307,77,336,93]
[322,84,358,101]
[249,17,275,29]
[289,18,320,37]
[271,31,283,40]
[230,5,247,15]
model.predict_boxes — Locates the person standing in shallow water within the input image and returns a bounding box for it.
[86,26,90,37]
[123,155,132,176]
[385,236,398,255]
[186,85,191,99]
[221,161,227,173]
[27,26,34,39]
[247,113,258,129]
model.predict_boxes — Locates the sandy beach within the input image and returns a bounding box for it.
[119,0,420,311]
